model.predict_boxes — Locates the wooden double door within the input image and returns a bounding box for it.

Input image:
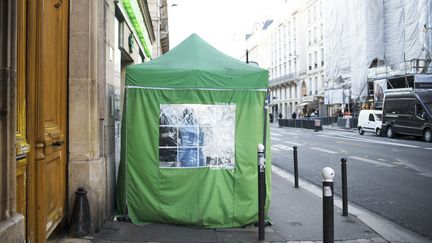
[16,0,69,241]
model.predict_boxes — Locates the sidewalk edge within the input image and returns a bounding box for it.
[272,165,432,243]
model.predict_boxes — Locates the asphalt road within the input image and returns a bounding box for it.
[269,123,432,240]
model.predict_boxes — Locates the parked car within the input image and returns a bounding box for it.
[357,110,383,136]
[381,89,432,142]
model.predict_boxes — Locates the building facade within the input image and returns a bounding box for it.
[149,0,170,57]
[0,0,24,241]
[0,0,168,241]
[323,0,432,117]
[241,1,325,120]
[69,0,156,235]
[268,10,303,120]
[304,0,325,117]
[265,0,324,120]
[243,20,273,69]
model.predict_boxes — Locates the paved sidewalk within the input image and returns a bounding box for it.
[268,171,381,242]
[53,170,388,242]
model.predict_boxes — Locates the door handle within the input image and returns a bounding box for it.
[52,140,64,147]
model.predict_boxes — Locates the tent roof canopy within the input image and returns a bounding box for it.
[126,33,268,90]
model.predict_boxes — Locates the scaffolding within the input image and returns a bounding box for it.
[357,59,432,109]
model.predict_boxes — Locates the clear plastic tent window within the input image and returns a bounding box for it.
[159,104,235,169]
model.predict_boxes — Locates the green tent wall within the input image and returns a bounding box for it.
[116,34,271,227]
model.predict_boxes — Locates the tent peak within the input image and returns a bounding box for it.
[125,33,268,89]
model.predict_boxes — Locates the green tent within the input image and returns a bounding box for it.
[116,33,271,227]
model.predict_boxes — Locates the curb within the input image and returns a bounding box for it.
[272,123,357,133]
[322,126,357,133]
[272,165,432,243]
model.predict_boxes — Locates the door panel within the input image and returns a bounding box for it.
[39,0,68,238]
[412,104,427,136]
[16,158,27,219]
[397,99,416,135]
[45,152,65,234]
[26,0,69,241]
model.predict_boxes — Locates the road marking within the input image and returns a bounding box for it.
[273,144,292,151]
[396,158,432,178]
[310,147,338,154]
[282,140,303,146]
[340,149,350,155]
[349,156,395,168]
[419,173,432,178]
[318,134,420,148]
[336,141,357,146]
[424,147,432,150]
[336,134,422,148]
[271,137,282,141]
[271,146,280,151]
[270,132,282,137]
[280,132,300,136]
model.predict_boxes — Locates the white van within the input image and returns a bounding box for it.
[357,110,383,136]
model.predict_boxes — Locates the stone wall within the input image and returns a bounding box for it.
[69,0,107,230]
[0,0,25,241]
[68,0,152,230]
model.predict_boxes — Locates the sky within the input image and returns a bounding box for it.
[167,0,289,58]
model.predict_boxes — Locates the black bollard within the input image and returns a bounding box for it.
[341,158,348,216]
[69,187,92,238]
[257,144,266,241]
[293,146,299,188]
[321,167,335,243]
[314,119,320,132]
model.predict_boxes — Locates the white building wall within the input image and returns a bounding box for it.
[241,20,273,74]
[243,0,328,118]
[267,3,310,118]
[296,12,308,74]
[305,0,324,89]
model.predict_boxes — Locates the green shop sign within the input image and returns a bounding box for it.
[122,0,152,59]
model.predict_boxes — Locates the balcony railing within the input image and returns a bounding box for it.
[269,72,299,86]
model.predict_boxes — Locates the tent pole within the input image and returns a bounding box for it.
[258,89,270,240]
[246,49,249,63]
[262,89,269,159]
[123,89,130,221]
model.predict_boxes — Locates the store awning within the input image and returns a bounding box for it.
[296,102,310,107]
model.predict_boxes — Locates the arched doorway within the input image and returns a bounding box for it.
[299,81,309,116]
[301,81,308,97]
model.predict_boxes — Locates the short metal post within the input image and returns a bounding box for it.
[293,146,299,188]
[322,167,335,243]
[246,49,249,63]
[341,158,348,216]
[257,144,266,241]
[314,119,321,132]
